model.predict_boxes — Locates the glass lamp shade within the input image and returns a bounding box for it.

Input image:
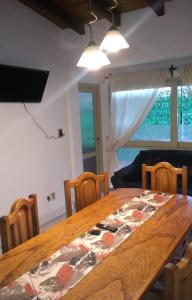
[76,41,110,70]
[100,26,129,53]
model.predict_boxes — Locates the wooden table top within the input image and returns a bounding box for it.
[1,188,192,300]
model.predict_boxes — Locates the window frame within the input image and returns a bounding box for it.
[123,77,192,150]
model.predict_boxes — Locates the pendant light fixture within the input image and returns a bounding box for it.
[100,0,129,53]
[76,0,110,70]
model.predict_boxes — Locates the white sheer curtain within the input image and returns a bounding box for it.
[178,64,192,97]
[107,68,168,178]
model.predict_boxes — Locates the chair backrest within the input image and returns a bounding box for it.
[64,172,109,217]
[0,194,39,254]
[164,243,192,300]
[142,162,187,195]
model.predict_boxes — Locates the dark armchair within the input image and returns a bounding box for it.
[111,150,192,195]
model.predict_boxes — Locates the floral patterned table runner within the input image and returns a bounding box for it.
[0,191,173,300]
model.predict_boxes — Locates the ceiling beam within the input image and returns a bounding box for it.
[92,0,121,27]
[18,0,85,34]
[146,0,165,16]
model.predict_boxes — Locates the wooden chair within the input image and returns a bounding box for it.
[144,243,192,300]
[142,162,187,195]
[0,194,39,254]
[64,172,109,217]
[163,242,192,300]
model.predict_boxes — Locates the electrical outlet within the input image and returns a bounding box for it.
[50,192,56,200]
[58,129,64,137]
[47,193,56,202]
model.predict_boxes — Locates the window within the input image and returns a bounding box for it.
[79,85,103,173]
[178,86,192,142]
[80,92,96,154]
[117,148,142,168]
[131,87,171,141]
[117,79,192,167]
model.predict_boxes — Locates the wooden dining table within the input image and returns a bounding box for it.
[1,188,192,300]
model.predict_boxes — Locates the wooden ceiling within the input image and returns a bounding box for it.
[18,0,172,35]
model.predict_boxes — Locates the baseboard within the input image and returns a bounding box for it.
[39,206,66,226]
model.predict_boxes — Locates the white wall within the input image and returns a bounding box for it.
[104,0,192,68]
[0,0,192,224]
[0,0,84,223]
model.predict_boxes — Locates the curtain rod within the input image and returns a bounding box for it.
[105,65,178,79]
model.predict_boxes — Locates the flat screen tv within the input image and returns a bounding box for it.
[0,64,49,103]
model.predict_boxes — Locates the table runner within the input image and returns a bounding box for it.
[0,191,172,300]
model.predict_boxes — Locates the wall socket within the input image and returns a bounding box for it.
[50,192,56,199]
[47,192,56,201]
[58,128,64,137]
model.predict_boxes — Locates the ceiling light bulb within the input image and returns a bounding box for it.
[77,41,110,70]
[100,26,129,53]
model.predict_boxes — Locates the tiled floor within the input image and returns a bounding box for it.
[40,213,66,232]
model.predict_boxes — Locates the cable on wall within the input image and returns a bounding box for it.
[23,103,65,139]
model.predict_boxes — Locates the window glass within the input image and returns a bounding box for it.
[178,86,192,142]
[115,80,192,173]
[131,87,171,141]
[116,148,142,168]
[79,92,96,154]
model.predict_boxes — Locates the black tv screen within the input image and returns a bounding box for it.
[0,64,49,103]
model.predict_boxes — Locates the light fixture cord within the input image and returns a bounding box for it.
[88,0,98,25]
[108,0,118,26]
[88,23,93,41]
[109,0,118,10]
[88,0,98,41]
